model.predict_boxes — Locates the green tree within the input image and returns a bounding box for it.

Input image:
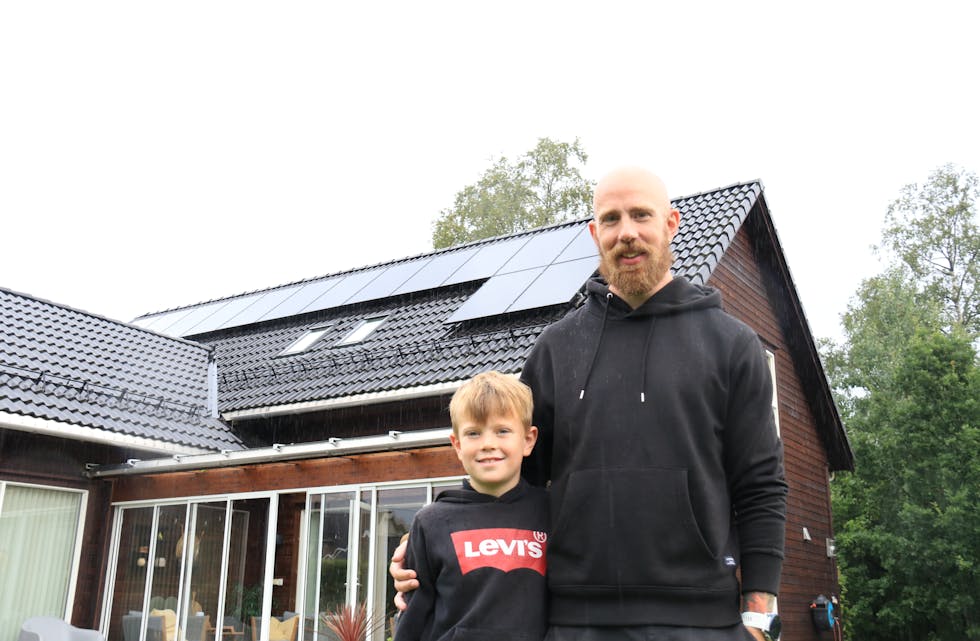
[882,164,979,333]
[826,165,980,640]
[833,329,980,640]
[431,137,594,248]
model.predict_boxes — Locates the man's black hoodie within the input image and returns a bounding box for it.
[395,478,549,641]
[521,276,787,628]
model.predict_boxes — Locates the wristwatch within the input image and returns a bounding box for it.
[741,611,781,641]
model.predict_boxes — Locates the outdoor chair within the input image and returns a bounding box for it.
[18,617,103,641]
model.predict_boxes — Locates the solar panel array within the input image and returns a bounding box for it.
[133,221,600,338]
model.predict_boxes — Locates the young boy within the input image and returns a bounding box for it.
[393,370,549,641]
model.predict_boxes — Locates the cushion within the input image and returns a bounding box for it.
[150,609,177,641]
[267,616,297,641]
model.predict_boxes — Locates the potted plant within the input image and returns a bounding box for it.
[319,603,386,641]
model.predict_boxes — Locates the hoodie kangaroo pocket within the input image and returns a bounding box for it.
[550,467,715,589]
[438,627,540,641]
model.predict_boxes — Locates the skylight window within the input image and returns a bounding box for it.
[337,316,387,346]
[280,327,331,355]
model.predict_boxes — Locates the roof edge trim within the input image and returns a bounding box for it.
[222,379,477,420]
[0,411,209,456]
[89,427,454,478]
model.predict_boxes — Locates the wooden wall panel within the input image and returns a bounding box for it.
[710,226,839,641]
[110,446,462,503]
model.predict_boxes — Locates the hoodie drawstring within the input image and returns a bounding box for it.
[639,317,657,403]
[579,292,612,400]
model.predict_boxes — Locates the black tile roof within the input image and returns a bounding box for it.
[0,288,244,452]
[180,181,765,413]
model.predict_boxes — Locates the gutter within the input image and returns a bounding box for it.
[221,379,471,420]
[0,411,209,456]
[88,426,453,478]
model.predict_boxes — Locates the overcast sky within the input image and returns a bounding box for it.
[2,1,978,342]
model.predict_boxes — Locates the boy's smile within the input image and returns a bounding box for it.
[450,411,537,497]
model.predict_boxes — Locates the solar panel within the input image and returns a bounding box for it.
[160,301,229,337]
[507,256,597,313]
[183,293,265,336]
[300,268,383,314]
[393,248,479,294]
[554,225,598,262]
[132,309,189,333]
[498,226,581,273]
[138,220,601,336]
[222,283,306,328]
[444,236,529,285]
[257,277,343,323]
[346,259,430,305]
[445,267,544,323]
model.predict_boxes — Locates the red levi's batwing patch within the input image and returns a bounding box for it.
[451,528,547,576]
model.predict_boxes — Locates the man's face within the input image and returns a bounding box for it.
[589,171,679,307]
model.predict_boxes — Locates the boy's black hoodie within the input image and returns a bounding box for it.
[395,478,549,641]
[521,276,787,628]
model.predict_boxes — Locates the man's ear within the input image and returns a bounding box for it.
[588,219,599,245]
[667,208,681,238]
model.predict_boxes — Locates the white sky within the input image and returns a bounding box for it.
[2,1,978,342]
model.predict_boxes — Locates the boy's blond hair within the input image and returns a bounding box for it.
[449,371,533,433]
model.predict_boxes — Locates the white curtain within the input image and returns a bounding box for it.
[0,483,83,641]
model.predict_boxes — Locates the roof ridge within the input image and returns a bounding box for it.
[0,286,213,353]
[672,179,763,203]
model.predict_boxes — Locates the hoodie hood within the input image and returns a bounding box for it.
[577,276,722,402]
[585,275,722,318]
[436,478,531,505]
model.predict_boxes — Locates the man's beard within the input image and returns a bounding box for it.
[597,237,674,300]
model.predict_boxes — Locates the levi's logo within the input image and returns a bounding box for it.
[450,528,547,576]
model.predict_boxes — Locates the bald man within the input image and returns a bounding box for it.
[396,169,787,641]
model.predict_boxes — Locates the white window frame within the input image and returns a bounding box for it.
[336,316,387,346]
[765,349,780,437]
[280,327,332,355]
[0,480,88,621]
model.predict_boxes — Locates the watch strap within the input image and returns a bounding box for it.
[741,611,773,630]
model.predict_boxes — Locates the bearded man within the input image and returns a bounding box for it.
[395,168,787,641]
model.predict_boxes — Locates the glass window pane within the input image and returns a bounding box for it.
[0,485,83,641]
[149,504,189,634]
[303,491,356,639]
[180,502,227,639]
[225,498,269,641]
[369,488,427,641]
[106,507,155,641]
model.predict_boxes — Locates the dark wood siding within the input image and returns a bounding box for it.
[710,226,840,641]
[110,446,461,502]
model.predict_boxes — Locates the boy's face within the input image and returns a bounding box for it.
[449,411,537,497]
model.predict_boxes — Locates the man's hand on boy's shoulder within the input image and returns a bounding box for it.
[390,535,417,611]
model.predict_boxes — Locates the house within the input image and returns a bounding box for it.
[1,180,852,641]
[0,288,243,641]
